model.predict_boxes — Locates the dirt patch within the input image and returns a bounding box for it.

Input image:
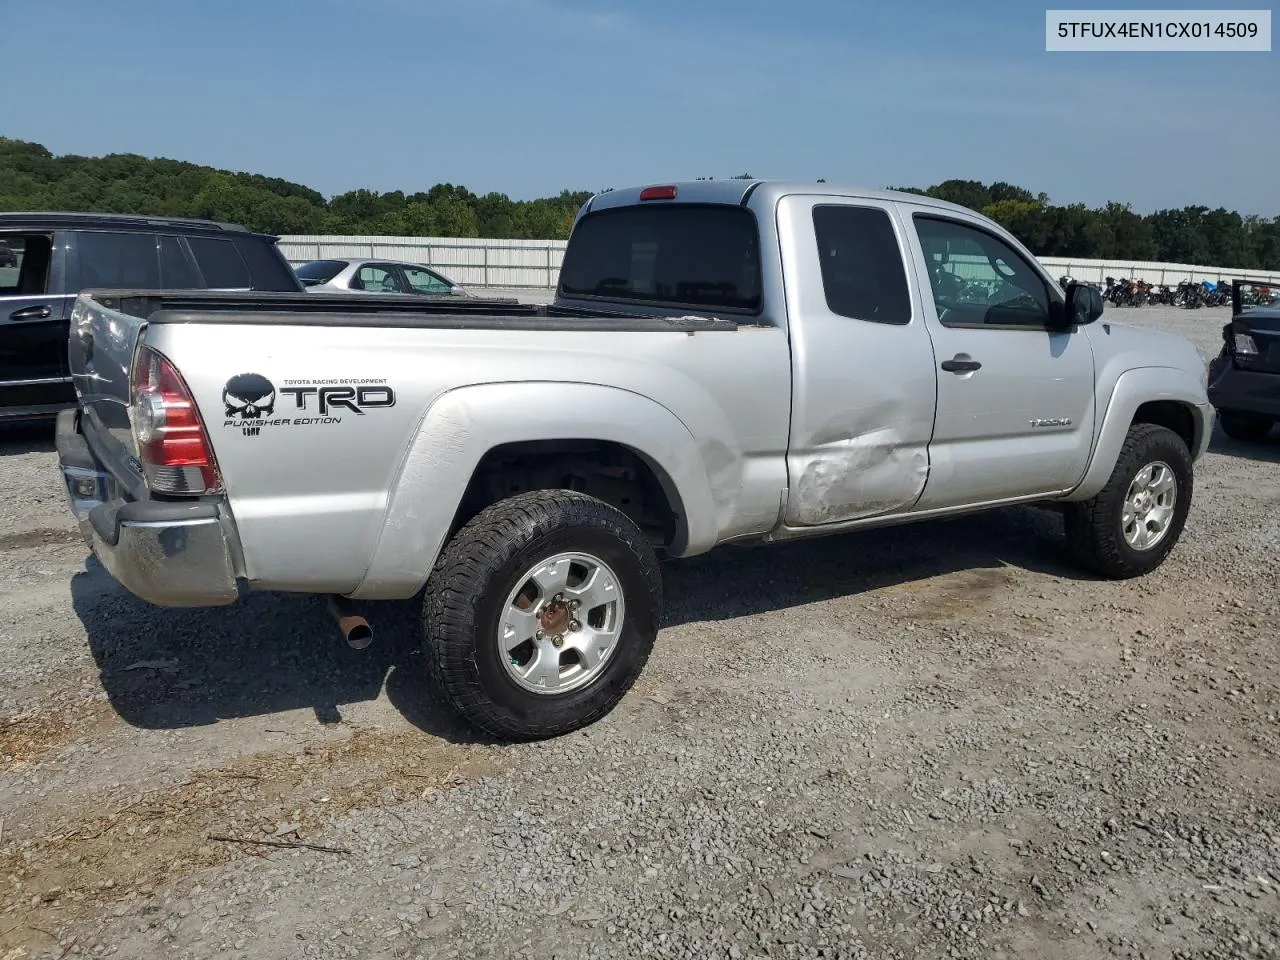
[888,567,1018,621]
[0,701,118,767]
[0,728,502,956]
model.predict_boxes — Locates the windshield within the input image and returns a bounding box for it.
[294,259,347,285]
[558,205,762,313]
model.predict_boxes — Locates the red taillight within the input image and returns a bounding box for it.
[639,185,678,201]
[131,346,220,494]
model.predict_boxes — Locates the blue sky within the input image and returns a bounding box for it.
[2,0,1277,214]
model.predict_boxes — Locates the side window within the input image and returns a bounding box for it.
[188,237,251,289]
[812,205,912,325]
[158,236,202,289]
[71,231,161,290]
[913,216,1051,328]
[355,265,406,293]
[233,237,300,291]
[0,233,53,296]
[402,266,452,294]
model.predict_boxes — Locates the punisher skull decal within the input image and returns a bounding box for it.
[222,373,276,419]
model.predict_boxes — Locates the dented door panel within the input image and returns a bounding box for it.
[775,194,939,526]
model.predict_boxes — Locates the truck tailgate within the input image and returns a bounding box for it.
[67,290,153,496]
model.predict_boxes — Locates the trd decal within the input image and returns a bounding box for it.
[280,384,396,415]
[221,376,395,436]
[222,373,276,420]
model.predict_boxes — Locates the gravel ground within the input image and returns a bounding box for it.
[1,304,1277,960]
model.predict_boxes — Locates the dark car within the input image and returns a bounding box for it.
[1206,279,1280,442]
[0,212,303,423]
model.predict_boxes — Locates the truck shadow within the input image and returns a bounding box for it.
[1208,426,1280,464]
[69,558,480,741]
[0,421,57,456]
[70,502,1086,744]
[657,503,1080,626]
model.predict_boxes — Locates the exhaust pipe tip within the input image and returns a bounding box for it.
[342,620,374,650]
[327,595,374,650]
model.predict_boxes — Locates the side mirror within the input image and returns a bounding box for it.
[1065,281,1104,325]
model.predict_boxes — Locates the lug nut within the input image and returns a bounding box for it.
[552,635,563,648]
[569,619,581,632]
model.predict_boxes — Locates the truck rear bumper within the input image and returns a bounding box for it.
[57,409,241,607]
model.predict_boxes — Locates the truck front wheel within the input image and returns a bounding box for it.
[423,489,662,740]
[1064,423,1193,579]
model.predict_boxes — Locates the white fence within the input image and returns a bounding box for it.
[278,235,1280,291]
[278,236,565,289]
[1036,257,1280,287]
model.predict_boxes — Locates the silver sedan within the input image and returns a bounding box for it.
[294,258,472,297]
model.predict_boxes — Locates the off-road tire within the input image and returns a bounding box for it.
[1217,409,1274,443]
[1064,423,1193,579]
[423,489,662,741]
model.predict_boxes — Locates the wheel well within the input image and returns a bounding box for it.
[1132,400,1196,451]
[448,440,684,553]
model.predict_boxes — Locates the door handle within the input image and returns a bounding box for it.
[10,304,52,322]
[940,355,982,373]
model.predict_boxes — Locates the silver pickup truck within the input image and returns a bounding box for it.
[56,179,1213,740]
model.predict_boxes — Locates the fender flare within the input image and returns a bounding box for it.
[348,381,720,600]
[1066,366,1211,502]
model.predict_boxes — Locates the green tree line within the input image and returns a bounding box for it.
[3,138,1278,269]
[890,180,1280,270]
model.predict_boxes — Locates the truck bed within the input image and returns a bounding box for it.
[85,289,741,332]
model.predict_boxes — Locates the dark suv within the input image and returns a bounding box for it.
[0,212,303,423]
[1206,280,1280,442]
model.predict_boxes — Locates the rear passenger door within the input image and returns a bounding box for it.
[778,195,940,526]
[0,230,74,413]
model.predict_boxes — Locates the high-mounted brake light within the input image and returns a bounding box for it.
[639,185,678,201]
[131,345,221,495]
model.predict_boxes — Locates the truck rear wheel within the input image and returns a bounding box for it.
[1064,423,1193,579]
[423,489,662,740]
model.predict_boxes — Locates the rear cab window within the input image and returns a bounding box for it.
[557,205,762,314]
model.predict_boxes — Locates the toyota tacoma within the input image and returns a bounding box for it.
[56,179,1213,740]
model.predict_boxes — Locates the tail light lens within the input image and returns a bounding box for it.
[1232,333,1260,356]
[131,346,221,495]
